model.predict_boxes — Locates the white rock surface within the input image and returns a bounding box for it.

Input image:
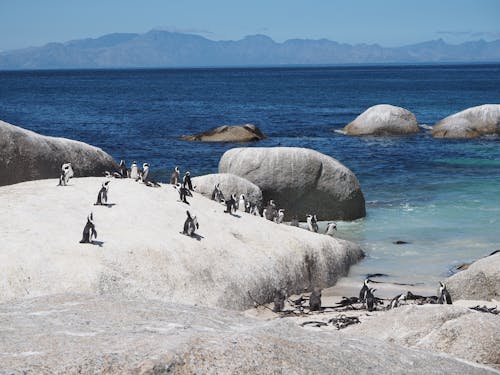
[431,104,500,138]
[0,119,118,186]
[0,177,363,309]
[192,172,263,206]
[343,104,419,136]
[0,294,496,374]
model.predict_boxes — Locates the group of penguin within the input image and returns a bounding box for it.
[272,279,452,314]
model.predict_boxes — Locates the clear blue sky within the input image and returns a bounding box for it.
[1,0,499,51]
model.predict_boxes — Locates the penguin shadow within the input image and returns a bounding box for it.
[81,240,104,247]
[179,232,204,241]
[94,203,116,208]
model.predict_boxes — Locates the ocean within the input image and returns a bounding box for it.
[1,64,499,290]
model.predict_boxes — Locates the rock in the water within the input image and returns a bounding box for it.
[346,304,500,370]
[431,104,500,139]
[446,252,500,301]
[0,119,118,186]
[180,124,265,142]
[343,104,419,136]
[192,173,263,207]
[0,295,494,374]
[218,147,365,220]
[0,177,364,309]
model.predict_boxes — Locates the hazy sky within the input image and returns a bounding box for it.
[1,0,499,51]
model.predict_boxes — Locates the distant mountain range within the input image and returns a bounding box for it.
[1,30,500,69]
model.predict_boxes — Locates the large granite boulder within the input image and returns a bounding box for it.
[218,147,365,221]
[0,120,118,186]
[0,295,495,374]
[446,252,500,301]
[431,104,500,139]
[192,173,263,206]
[0,177,364,309]
[343,104,419,136]
[346,304,500,370]
[180,124,265,142]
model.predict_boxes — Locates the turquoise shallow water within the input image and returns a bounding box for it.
[0,65,499,289]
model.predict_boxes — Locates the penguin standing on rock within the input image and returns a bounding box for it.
[58,163,74,186]
[170,166,180,185]
[130,162,139,180]
[359,279,372,306]
[175,184,193,204]
[264,200,277,221]
[140,163,150,183]
[238,194,246,212]
[275,209,285,224]
[211,183,224,202]
[273,289,286,313]
[438,282,452,304]
[183,171,193,191]
[366,288,377,312]
[309,287,322,311]
[325,222,337,235]
[224,194,237,214]
[94,181,110,205]
[183,210,199,237]
[306,214,319,232]
[79,213,97,244]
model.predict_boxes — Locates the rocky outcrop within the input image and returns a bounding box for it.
[0,120,118,186]
[0,295,495,374]
[180,124,265,142]
[218,147,365,221]
[0,177,363,309]
[192,173,263,206]
[431,104,500,139]
[343,104,419,136]
[446,252,500,301]
[346,304,500,370]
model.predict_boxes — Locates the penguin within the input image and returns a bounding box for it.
[79,212,97,244]
[238,194,246,212]
[224,194,237,214]
[248,202,259,216]
[94,181,110,205]
[359,279,372,305]
[388,292,408,310]
[140,163,150,183]
[264,200,277,221]
[306,214,319,232]
[183,210,199,237]
[119,160,128,178]
[175,184,193,204]
[58,162,74,186]
[275,209,285,224]
[309,287,322,311]
[437,281,452,304]
[273,289,286,313]
[325,222,337,235]
[211,183,224,203]
[170,166,180,185]
[183,171,193,191]
[130,162,139,180]
[366,288,376,312]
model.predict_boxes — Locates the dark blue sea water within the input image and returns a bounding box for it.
[1,64,499,288]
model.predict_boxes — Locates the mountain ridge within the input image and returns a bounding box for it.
[1,30,499,69]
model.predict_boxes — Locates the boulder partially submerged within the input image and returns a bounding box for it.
[446,252,500,301]
[343,104,419,136]
[0,294,495,374]
[0,177,363,309]
[0,119,118,186]
[431,104,500,139]
[180,124,265,142]
[218,147,366,220]
[192,173,263,207]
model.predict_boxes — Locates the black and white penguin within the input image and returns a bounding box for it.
[273,289,286,313]
[170,166,180,185]
[309,287,322,311]
[325,222,337,235]
[366,288,377,312]
[94,181,110,205]
[58,162,74,186]
[211,183,224,202]
[359,278,372,305]
[238,194,246,212]
[79,212,97,244]
[183,171,193,191]
[437,281,452,304]
[140,163,150,183]
[264,200,277,221]
[275,209,285,224]
[224,194,237,214]
[175,184,193,204]
[388,292,408,310]
[183,210,199,237]
[130,161,139,180]
[306,214,319,232]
